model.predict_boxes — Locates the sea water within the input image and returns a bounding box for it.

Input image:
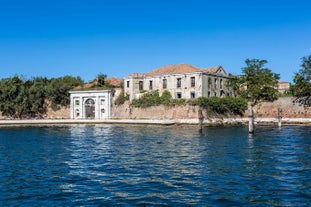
[0,124,310,206]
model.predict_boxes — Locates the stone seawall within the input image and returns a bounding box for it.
[0,105,70,120]
[45,106,70,119]
[250,97,311,118]
[111,102,203,119]
[112,97,311,120]
[0,97,310,121]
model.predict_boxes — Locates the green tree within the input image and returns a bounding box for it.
[46,76,84,109]
[233,59,280,105]
[160,90,172,105]
[226,75,240,97]
[96,73,107,87]
[28,77,48,115]
[0,76,30,118]
[0,75,84,118]
[291,55,311,97]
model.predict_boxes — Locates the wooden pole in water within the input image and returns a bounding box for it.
[198,108,204,133]
[278,107,282,128]
[248,106,254,134]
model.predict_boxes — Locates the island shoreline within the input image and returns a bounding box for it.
[1,118,311,127]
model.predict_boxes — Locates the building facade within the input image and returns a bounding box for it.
[124,64,232,101]
[278,81,290,94]
[69,90,111,119]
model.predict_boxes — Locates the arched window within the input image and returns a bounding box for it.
[85,99,95,119]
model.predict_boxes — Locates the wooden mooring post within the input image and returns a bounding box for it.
[278,107,282,128]
[248,106,254,134]
[198,109,204,134]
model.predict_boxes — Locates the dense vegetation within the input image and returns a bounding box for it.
[0,73,118,118]
[0,75,83,118]
[130,90,247,116]
[131,90,186,108]
[192,97,247,116]
[291,55,311,97]
[47,76,85,109]
[228,59,280,105]
[114,91,129,105]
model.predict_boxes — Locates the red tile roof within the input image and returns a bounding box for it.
[201,66,222,73]
[127,64,223,78]
[145,64,200,76]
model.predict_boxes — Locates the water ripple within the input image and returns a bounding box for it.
[0,125,310,206]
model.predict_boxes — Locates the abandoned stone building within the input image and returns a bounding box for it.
[124,64,233,101]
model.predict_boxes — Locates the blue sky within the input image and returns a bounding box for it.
[0,0,310,82]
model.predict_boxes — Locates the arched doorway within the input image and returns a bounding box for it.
[85,99,95,119]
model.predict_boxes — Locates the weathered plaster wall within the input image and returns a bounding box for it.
[251,97,311,118]
[111,102,203,119]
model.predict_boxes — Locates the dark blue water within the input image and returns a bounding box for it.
[0,124,310,206]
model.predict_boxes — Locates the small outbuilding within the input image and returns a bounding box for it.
[69,90,112,120]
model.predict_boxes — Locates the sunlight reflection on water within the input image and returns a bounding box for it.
[0,124,310,206]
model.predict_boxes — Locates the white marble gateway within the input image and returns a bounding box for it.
[69,90,111,120]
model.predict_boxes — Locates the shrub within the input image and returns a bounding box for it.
[131,90,161,108]
[169,98,186,106]
[130,90,247,116]
[193,96,247,116]
[161,90,172,106]
[114,91,129,105]
[131,90,187,107]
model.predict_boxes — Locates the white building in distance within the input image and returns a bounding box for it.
[124,64,232,101]
[69,90,112,119]
[278,81,290,94]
